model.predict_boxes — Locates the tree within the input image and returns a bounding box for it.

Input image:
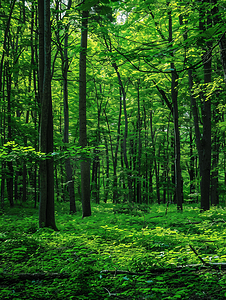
[54,0,76,213]
[79,9,91,217]
[38,0,57,229]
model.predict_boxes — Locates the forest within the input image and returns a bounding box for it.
[1,0,226,299]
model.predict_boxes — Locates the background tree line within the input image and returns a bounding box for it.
[1,0,226,228]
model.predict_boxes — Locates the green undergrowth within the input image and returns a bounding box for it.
[1,202,226,299]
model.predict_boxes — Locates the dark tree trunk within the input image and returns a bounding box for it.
[113,93,122,202]
[212,0,226,83]
[56,0,76,213]
[199,7,212,211]
[22,164,27,203]
[188,43,212,211]
[31,2,39,209]
[0,0,16,92]
[211,134,219,206]
[91,149,100,204]
[112,63,132,201]
[142,97,149,203]
[1,163,5,209]
[136,80,142,204]
[38,0,57,229]
[79,10,91,218]
[6,60,14,207]
[60,164,66,202]
[103,135,109,203]
[171,66,182,210]
[22,111,29,203]
[150,111,160,204]
[103,96,121,203]
[189,121,195,196]
[54,164,60,202]
[168,8,182,210]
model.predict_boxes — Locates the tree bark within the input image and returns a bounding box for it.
[38,0,57,229]
[5,59,14,207]
[168,7,182,210]
[150,111,160,204]
[60,0,76,213]
[199,6,212,211]
[79,10,91,217]
[136,80,142,204]
[112,63,132,201]
[171,66,182,210]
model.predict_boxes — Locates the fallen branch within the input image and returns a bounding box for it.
[189,244,206,264]
[2,262,226,284]
[0,272,70,282]
[100,262,226,276]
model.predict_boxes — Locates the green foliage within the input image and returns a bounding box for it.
[1,203,226,299]
[0,141,46,163]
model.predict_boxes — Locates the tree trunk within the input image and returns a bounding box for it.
[199,6,212,211]
[171,66,182,210]
[103,134,109,203]
[112,63,132,201]
[150,111,160,204]
[55,0,76,213]
[136,80,142,204]
[1,163,5,209]
[79,10,91,217]
[113,94,122,202]
[6,60,14,207]
[168,7,182,210]
[142,97,149,203]
[189,120,195,196]
[38,0,57,229]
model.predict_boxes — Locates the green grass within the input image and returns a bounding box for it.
[1,201,226,299]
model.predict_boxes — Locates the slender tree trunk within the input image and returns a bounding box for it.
[136,80,142,204]
[63,24,76,212]
[1,163,5,209]
[54,164,60,202]
[168,7,182,210]
[150,111,160,204]
[91,149,100,204]
[103,134,109,203]
[211,134,219,206]
[38,0,57,229]
[91,83,101,204]
[211,100,220,206]
[31,2,39,208]
[142,97,149,203]
[114,94,122,202]
[55,0,76,213]
[22,111,29,203]
[6,60,14,207]
[103,97,121,203]
[79,10,91,217]
[112,63,132,201]
[60,164,66,202]
[199,6,212,211]
[130,135,136,202]
[189,123,195,196]
[171,66,182,210]
[0,0,16,92]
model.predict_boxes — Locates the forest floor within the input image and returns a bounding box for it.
[1,201,226,299]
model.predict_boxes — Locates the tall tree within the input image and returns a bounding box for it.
[189,1,212,211]
[55,0,76,213]
[79,9,91,217]
[168,5,183,210]
[38,0,57,229]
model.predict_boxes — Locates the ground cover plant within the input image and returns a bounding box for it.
[1,202,226,299]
